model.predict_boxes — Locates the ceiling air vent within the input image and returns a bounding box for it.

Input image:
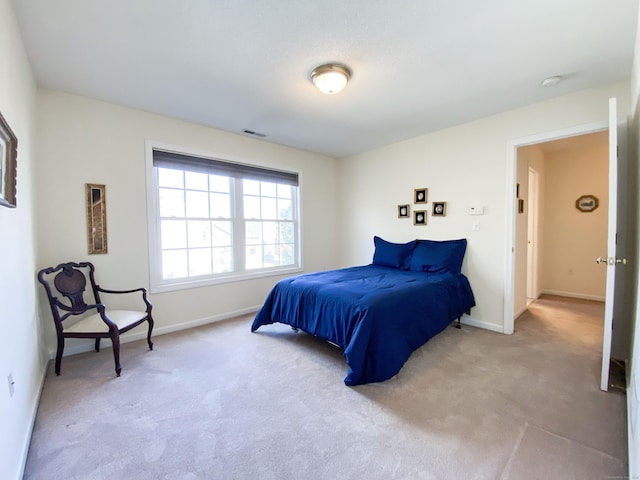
[242,129,267,138]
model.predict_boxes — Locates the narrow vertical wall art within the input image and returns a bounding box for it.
[86,183,108,254]
[0,111,18,208]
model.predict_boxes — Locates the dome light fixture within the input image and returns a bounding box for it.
[310,63,351,95]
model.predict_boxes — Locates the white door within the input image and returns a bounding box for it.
[599,97,619,392]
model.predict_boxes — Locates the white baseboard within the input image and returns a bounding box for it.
[18,357,48,480]
[541,289,605,302]
[460,315,504,334]
[53,306,507,357]
[50,306,262,359]
[514,305,528,320]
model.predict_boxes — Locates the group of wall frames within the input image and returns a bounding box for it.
[398,188,447,225]
[86,183,108,254]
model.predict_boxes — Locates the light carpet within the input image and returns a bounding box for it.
[23,295,627,479]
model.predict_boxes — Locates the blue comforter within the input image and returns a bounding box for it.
[251,265,475,386]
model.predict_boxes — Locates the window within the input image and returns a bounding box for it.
[147,147,301,292]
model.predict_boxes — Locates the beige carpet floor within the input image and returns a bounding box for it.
[24,295,627,479]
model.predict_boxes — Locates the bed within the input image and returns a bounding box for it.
[251,236,475,386]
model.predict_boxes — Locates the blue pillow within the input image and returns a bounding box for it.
[410,239,467,273]
[372,236,416,270]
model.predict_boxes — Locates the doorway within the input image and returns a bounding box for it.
[515,131,609,318]
[504,121,608,335]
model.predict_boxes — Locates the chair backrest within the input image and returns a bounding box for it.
[38,262,100,327]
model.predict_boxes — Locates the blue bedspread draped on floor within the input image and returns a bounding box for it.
[251,265,475,386]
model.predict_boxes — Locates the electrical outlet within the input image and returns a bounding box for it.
[472,221,480,231]
[8,373,15,398]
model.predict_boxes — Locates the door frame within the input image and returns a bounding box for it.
[504,121,607,334]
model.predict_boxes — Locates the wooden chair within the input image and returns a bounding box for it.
[37,261,154,376]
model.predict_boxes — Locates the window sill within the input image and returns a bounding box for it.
[150,266,303,294]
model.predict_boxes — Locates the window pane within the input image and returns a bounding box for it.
[261,198,277,219]
[278,199,292,220]
[159,188,185,218]
[245,221,262,245]
[185,171,209,191]
[244,196,260,219]
[162,249,188,279]
[210,192,230,218]
[210,174,230,193]
[213,247,233,273]
[263,221,278,243]
[187,220,211,248]
[280,243,294,265]
[280,222,294,243]
[158,168,183,189]
[246,245,263,269]
[244,179,260,195]
[189,248,212,277]
[211,221,232,247]
[277,184,292,199]
[263,244,278,268]
[186,190,209,218]
[261,181,277,197]
[161,220,187,249]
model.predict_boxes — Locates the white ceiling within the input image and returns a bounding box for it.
[11,0,639,158]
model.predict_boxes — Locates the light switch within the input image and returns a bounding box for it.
[469,205,484,215]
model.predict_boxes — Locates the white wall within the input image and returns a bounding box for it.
[35,90,341,354]
[339,82,630,333]
[542,137,608,300]
[0,1,44,478]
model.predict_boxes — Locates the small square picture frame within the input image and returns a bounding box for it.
[414,188,428,204]
[432,201,447,217]
[413,210,427,225]
[398,204,410,218]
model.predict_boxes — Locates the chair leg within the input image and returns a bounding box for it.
[111,333,122,377]
[95,338,101,352]
[147,315,154,351]
[55,335,64,376]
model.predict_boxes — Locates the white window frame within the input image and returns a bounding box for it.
[145,141,303,294]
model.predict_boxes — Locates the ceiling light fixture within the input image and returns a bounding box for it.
[310,63,351,95]
[541,75,563,87]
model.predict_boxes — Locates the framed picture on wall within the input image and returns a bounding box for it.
[432,202,447,217]
[413,210,427,225]
[414,188,428,204]
[398,204,410,218]
[575,195,599,212]
[86,183,108,254]
[0,111,18,208]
